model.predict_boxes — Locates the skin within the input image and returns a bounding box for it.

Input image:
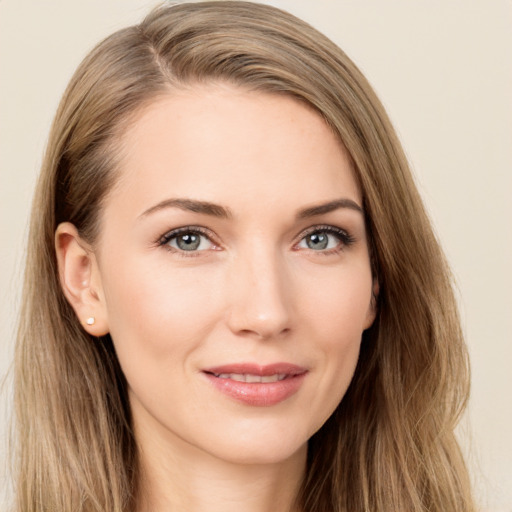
[56,84,377,512]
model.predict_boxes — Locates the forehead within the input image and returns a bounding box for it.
[107,84,361,217]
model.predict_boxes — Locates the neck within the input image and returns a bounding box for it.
[133,413,306,512]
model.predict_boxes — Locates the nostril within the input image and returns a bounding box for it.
[235,324,291,341]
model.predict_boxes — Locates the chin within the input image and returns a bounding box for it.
[198,421,311,466]
[215,442,307,467]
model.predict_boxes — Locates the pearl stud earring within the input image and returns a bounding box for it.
[86,317,95,326]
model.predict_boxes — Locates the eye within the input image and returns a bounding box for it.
[296,226,354,252]
[159,227,216,253]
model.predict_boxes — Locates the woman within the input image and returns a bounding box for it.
[13,1,475,511]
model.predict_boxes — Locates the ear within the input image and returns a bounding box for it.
[55,222,109,336]
[363,278,380,330]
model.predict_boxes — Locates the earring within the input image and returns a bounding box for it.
[86,317,95,326]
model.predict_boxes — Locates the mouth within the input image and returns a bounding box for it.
[210,373,288,383]
[202,363,308,407]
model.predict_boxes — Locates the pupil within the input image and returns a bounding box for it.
[177,233,200,251]
[307,232,328,250]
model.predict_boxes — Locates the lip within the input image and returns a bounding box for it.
[202,363,308,407]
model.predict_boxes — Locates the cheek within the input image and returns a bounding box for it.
[300,267,372,413]
[301,260,373,339]
[101,256,223,363]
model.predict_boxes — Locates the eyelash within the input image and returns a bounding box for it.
[296,225,356,255]
[157,226,218,257]
[156,224,355,256]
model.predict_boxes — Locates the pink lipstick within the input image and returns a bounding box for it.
[202,363,307,406]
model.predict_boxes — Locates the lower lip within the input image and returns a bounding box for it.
[203,372,307,407]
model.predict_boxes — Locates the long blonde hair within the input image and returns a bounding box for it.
[13,2,475,511]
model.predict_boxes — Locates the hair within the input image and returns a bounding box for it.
[13,1,475,511]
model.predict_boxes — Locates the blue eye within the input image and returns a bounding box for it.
[160,229,215,252]
[297,227,353,252]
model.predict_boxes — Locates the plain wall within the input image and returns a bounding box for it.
[1,0,510,510]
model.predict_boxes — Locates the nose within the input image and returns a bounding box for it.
[225,246,293,340]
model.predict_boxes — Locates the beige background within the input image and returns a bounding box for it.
[1,0,510,510]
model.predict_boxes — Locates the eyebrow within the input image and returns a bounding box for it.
[139,198,232,219]
[296,198,364,219]
[139,197,363,220]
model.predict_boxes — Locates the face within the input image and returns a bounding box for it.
[91,85,376,466]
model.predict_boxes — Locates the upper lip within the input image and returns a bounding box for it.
[203,363,308,376]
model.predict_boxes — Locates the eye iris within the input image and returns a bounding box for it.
[176,233,200,251]
[307,232,329,250]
